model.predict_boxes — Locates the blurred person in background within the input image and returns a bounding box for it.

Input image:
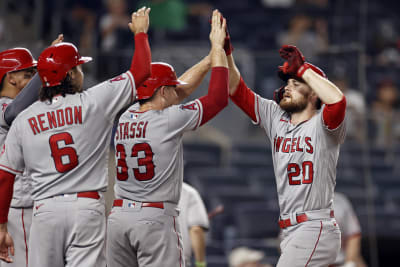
[98,0,133,77]
[100,0,131,52]
[178,182,209,267]
[229,247,272,267]
[331,192,367,267]
[332,76,366,143]
[137,0,212,41]
[277,14,329,62]
[371,79,400,148]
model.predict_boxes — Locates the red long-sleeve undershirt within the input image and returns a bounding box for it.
[198,67,229,126]
[322,95,346,129]
[230,77,257,122]
[129,32,151,88]
[0,170,16,223]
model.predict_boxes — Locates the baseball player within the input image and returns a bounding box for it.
[106,9,229,267]
[178,182,209,267]
[0,34,63,267]
[0,7,151,267]
[332,192,367,267]
[226,35,346,265]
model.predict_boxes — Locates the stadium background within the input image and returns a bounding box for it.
[0,0,399,266]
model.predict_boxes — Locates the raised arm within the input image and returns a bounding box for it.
[279,45,344,104]
[175,55,211,102]
[227,46,257,121]
[279,45,346,128]
[3,34,64,126]
[197,10,229,126]
[128,7,151,88]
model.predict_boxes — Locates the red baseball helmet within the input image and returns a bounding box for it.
[37,42,92,87]
[0,48,37,83]
[136,62,187,100]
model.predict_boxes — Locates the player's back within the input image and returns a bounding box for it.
[12,93,110,200]
[114,100,202,204]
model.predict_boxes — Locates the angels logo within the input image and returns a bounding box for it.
[180,103,197,110]
[0,144,5,156]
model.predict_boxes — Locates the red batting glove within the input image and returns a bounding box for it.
[273,86,285,104]
[278,45,305,76]
[224,24,234,55]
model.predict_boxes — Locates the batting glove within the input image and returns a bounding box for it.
[273,86,285,104]
[278,45,305,76]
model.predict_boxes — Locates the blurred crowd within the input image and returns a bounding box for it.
[1,0,399,148]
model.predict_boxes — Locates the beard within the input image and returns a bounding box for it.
[279,95,308,113]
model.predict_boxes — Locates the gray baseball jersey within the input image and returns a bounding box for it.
[254,96,346,216]
[178,182,209,266]
[333,192,362,265]
[0,71,136,199]
[113,99,203,204]
[0,97,33,208]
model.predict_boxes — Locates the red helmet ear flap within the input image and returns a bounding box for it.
[136,62,187,100]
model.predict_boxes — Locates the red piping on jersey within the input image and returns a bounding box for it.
[305,221,323,267]
[198,67,229,126]
[194,100,202,129]
[22,208,28,267]
[322,96,346,130]
[129,110,148,113]
[0,170,15,223]
[230,76,257,122]
[0,164,23,174]
[129,32,151,89]
[127,71,135,103]
[173,217,182,267]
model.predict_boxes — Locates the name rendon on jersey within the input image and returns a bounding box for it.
[115,120,148,141]
[27,106,83,135]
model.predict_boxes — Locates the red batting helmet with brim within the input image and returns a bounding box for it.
[136,62,187,100]
[0,48,37,83]
[37,42,92,87]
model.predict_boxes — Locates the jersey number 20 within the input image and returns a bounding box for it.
[116,143,155,181]
[287,161,313,185]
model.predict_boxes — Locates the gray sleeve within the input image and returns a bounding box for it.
[4,74,41,126]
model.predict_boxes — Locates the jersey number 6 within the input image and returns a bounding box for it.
[49,132,79,173]
[116,143,155,181]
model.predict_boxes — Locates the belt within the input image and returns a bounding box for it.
[279,213,308,229]
[113,199,164,209]
[279,210,335,229]
[75,191,100,199]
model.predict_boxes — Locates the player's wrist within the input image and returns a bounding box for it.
[296,63,310,78]
[0,223,8,232]
[195,261,206,267]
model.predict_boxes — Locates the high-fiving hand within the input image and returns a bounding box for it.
[129,6,151,35]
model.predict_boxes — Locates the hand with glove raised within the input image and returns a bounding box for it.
[278,45,326,80]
